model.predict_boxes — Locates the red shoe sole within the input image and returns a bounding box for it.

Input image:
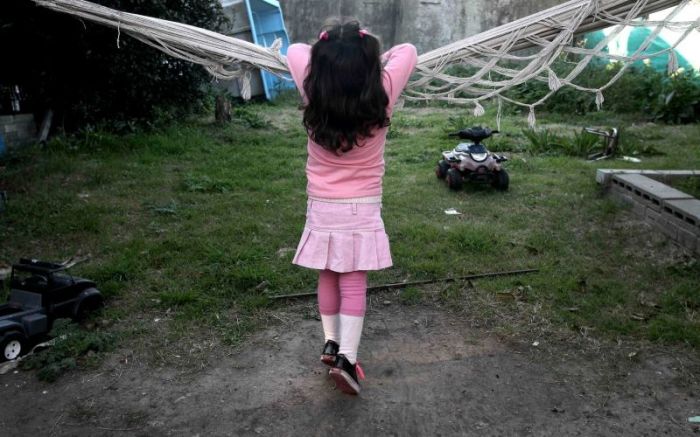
[329,368,361,395]
[320,354,335,366]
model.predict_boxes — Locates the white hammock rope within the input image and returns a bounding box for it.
[32,0,700,125]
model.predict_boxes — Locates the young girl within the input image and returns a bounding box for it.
[287,19,417,395]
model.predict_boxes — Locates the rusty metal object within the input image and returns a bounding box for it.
[585,127,619,161]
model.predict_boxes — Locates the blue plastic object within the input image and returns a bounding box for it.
[244,0,294,99]
[0,133,6,156]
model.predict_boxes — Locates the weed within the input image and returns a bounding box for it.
[233,106,267,128]
[20,319,116,382]
[521,128,564,155]
[562,129,599,158]
[182,174,231,193]
[146,199,179,215]
[400,287,423,305]
[160,289,199,306]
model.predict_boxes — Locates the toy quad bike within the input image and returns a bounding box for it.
[435,127,509,191]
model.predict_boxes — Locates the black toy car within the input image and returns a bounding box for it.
[0,259,103,361]
[435,127,509,191]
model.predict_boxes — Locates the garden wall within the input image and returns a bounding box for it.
[0,114,36,150]
[598,169,700,254]
[279,0,566,52]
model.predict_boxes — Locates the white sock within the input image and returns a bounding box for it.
[321,314,339,343]
[339,314,364,364]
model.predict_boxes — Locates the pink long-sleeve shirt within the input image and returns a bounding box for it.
[286,43,418,199]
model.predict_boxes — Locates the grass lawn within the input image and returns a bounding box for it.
[1,100,699,376]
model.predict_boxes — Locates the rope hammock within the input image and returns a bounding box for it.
[32,0,700,127]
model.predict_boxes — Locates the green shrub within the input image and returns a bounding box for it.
[506,60,700,123]
[523,126,664,158]
[647,69,700,123]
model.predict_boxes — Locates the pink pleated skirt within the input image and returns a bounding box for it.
[293,199,393,273]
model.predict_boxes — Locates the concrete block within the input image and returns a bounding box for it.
[12,114,34,123]
[596,169,613,185]
[19,127,36,138]
[611,179,661,212]
[676,226,699,252]
[646,208,660,224]
[610,179,634,194]
[611,190,648,218]
[659,210,700,238]
[0,114,36,147]
[655,217,678,241]
[663,199,700,226]
[655,170,700,180]
[631,199,646,217]
[610,189,634,207]
[599,169,699,185]
[614,174,693,201]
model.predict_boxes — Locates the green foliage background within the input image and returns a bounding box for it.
[0,0,227,131]
[505,62,700,124]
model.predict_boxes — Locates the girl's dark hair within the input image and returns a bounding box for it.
[303,19,389,153]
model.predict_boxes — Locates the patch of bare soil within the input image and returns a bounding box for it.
[1,299,698,436]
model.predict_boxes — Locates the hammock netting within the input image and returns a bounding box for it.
[32,0,700,126]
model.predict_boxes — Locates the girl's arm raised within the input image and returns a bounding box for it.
[382,43,418,107]
[286,43,312,101]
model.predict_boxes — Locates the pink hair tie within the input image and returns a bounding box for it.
[359,29,369,38]
[319,30,329,40]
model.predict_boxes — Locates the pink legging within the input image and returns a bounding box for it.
[317,270,367,317]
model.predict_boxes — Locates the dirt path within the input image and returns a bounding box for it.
[1,301,698,436]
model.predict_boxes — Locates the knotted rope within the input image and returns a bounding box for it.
[32,0,699,125]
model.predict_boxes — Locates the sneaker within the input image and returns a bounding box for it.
[320,340,339,366]
[329,354,365,395]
